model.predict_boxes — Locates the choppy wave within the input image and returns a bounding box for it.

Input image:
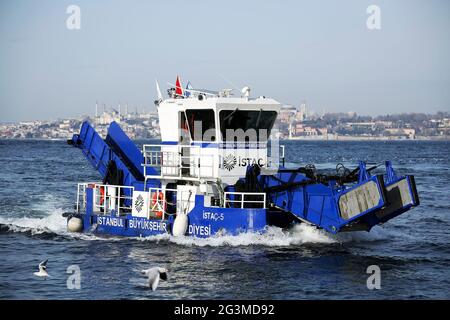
[135,224,337,247]
[0,190,404,247]
[0,192,67,235]
[134,223,400,247]
[0,210,66,236]
[0,209,113,241]
[0,206,403,247]
[0,213,336,246]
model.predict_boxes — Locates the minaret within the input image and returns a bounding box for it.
[289,121,293,139]
[118,102,121,123]
[300,101,307,121]
[95,101,98,125]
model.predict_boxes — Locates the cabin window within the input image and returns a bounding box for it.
[179,111,191,143]
[219,109,277,142]
[185,109,216,142]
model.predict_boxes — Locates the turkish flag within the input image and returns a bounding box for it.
[175,76,183,96]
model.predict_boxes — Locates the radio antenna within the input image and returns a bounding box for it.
[219,74,241,93]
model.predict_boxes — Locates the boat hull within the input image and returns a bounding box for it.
[76,194,268,238]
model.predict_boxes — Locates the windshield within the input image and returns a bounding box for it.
[219,109,277,142]
[185,109,216,142]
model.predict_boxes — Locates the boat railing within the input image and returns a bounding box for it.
[280,145,285,166]
[77,183,134,216]
[263,144,285,169]
[77,184,267,221]
[224,192,266,209]
[142,144,216,181]
[76,182,91,213]
[148,187,195,219]
[93,184,134,216]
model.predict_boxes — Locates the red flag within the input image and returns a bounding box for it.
[175,76,183,96]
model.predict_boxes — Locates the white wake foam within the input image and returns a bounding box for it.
[0,193,67,236]
[1,192,398,246]
[137,223,337,247]
[0,194,108,241]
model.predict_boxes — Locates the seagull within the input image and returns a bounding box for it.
[33,259,49,278]
[141,267,168,291]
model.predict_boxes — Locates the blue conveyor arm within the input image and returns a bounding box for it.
[260,162,419,233]
[68,121,157,188]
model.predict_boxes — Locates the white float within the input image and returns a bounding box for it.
[67,216,83,233]
[172,214,188,237]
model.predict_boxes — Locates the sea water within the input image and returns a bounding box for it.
[0,139,449,299]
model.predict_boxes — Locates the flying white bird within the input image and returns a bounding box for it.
[34,259,49,278]
[141,267,168,291]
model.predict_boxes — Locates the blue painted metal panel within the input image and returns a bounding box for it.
[261,164,419,233]
[78,192,266,238]
[70,121,160,189]
[186,196,267,237]
[107,122,157,178]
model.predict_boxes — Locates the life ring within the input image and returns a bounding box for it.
[99,186,105,205]
[151,192,165,218]
[89,184,106,206]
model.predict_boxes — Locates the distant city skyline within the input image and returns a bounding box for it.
[1,0,449,122]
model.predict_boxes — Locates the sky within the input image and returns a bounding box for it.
[0,0,449,122]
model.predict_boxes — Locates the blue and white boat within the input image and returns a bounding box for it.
[65,77,420,238]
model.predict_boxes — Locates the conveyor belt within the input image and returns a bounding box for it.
[68,121,157,187]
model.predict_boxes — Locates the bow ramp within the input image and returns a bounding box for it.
[258,162,419,233]
[68,121,158,189]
